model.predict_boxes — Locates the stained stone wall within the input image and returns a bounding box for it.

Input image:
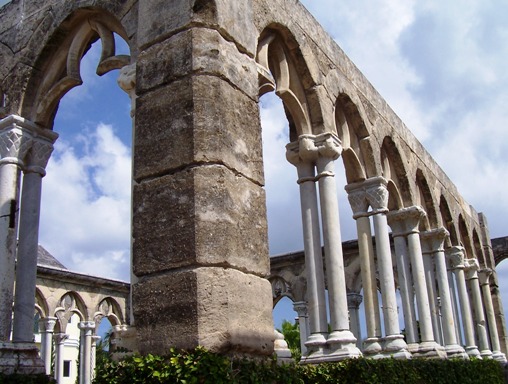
[1,0,506,359]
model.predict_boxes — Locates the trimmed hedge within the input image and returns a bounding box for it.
[94,347,505,384]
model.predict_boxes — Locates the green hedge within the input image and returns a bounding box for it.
[94,347,505,384]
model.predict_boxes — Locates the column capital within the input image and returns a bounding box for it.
[387,206,426,237]
[464,258,480,280]
[347,292,363,310]
[345,176,389,217]
[38,317,57,333]
[478,268,492,286]
[286,133,342,167]
[117,63,136,118]
[420,227,449,254]
[0,115,34,166]
[53,332,69,344]
[78,321,96,331]
[24,136,54,176]
[446,246,466,269]
[293,301,308,317]
[114,324,129,333]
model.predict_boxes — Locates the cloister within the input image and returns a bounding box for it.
[1,0,507,382]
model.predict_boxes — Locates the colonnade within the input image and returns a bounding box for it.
[283,134,506,362]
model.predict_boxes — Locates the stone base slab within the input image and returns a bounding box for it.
[0,342,45,375]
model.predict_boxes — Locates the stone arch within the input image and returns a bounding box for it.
[93,297,124,327]
[472,229,485,267]
[269,276,294,307]
[458,214,475,259]
[21,7,131,128]
[439,195,458,248]
[415,169,438,231]
[257,26,322,140]
[54,291,88,332]
[335,93,378,184]
[35,288,48,318]
[380,136,413,207]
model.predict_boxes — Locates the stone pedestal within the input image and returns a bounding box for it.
[0,342,45,375]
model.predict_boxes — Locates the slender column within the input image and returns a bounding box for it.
[91,335,100,382]
[447,247,480,357]
[388,207,445,358]
[314,134,358,355]
[448,268,464,345]
[465,259,492,358]
[39,317,57,375]
[347,293,363,349]
[0,115,32,341]
[78,321,95,384]
[53,333,69,383]
[479,269,507,362]
[365,178,409,358]
[345,183,382,355]
[13,132,57,342]
[293,301,309,356]
[421,229,467,358]
[421,251,442,345]
[286,139,327,347]
[388,219,419,350]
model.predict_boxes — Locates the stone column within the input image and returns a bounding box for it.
[78,321,95,384]
[388,216,419,351]
[448,268,464,345]
[314,133,359,357]
[53,333,69,383]
[465,259,492,358]
[421,248,442,345]
[420,229,467,358]
[12,131,56,342]
[365,178,409,358]
[39,317,57,375]
[388,207,445,358]
[345,182,383,356]
[0,115,32,341]
[293,301,309,357]
[447,247,480,357]
[287,138,328,349]
[91,335,101,382]
[347,293,363,349]
[479,269,507,362]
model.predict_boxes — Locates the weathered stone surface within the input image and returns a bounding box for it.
[133,267,274,356]
[137,27,258,99]
[0,343,45,375]
[134,75,263,183]
[133,164,269,277]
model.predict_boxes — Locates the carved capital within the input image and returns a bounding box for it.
[293,301,308,317]
[117,63,136,117]
[0,116,34,166]
[464,258,480,280]
[365,178,389,213]
[347,292,363,309]
[478,268,492,286]
[38,317,57,333]
[420,227,449,254]
[24,137,54,176]
[347,189,369,218]
[387,206,426,236]
[446,246,466,269]
[315,132,342,160]
[78,321,96,332]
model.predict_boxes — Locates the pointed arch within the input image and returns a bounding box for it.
[94,297,124,326]
[55,291,89,325]
[458,214,475,259]
[415,169,438,231]
[439,195,458,248]
[269,276,294,307]
[257,26,320,139]
[21,8,131,128]
[35,288,49,318]
[472,229,485,267]
[380,137,413,207]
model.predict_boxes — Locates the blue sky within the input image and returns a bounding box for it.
[2,0,507,330]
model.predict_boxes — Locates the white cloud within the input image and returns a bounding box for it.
[39,123,131,281]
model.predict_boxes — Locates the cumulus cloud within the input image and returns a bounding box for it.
[39,123,131,281]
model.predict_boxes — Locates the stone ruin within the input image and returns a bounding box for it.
[1,0,507,381]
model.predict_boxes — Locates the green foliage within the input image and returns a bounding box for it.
[0,373,55,384]
[94,348,505,384]
[277,320,301,360]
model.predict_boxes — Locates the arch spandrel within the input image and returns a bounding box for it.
[20,8,131,129]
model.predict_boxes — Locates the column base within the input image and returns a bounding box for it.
[492,351,507,363]
[465,345,481,358]
[274,330,293,363]
[412,341,447,359]
[479,349,493,359]
[301,331,361,364]
[407,343,420,354]
[382,335,411,359]
[0,342,45,375]
[362,337,383,357]
[444,344,469,359]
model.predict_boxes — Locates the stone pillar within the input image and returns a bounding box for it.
[133,3,274,356]
[53,333,69,383]
[345,181,383,356]
[293,301,309,357]
[465,259,492,358]
[12,131,56,342]
[447,247,480,358]
[78,321,95,384]
[286,139,328,349]
[448,268,464,345]
[314,134,359,358]
[420,229,467,358]
[421,248,442,345]
[387,207,445,358]
[91,335,101,382]
[347,293,363,349]
[479,269,507,362]
[0,115,32,341]
[365,178,409,358]
[39,317,57,375]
